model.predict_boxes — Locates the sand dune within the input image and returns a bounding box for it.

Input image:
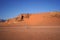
[0,12,60,26]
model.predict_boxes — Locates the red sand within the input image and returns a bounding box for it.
[0,12,60,26]
[0,12,60,40]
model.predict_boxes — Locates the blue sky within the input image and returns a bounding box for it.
[0,0,60,19]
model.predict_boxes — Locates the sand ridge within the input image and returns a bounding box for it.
[0,12,60,26]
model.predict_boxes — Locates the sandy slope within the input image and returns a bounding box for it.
[0,12,60,26]
[0,12,60,40]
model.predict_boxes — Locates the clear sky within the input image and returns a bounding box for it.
[0,0,60,19]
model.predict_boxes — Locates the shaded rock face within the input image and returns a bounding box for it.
[15,14,31,21]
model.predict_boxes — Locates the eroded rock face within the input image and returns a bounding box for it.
[15,14,31,21]
[5,14,31,24]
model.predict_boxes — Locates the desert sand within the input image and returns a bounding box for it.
[0,12,60,26]
[0,12,60,40]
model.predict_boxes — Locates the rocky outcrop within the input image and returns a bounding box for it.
[16,14,30,21]
[5,13,31,24]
